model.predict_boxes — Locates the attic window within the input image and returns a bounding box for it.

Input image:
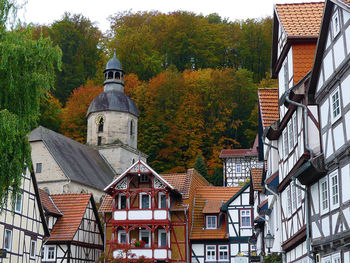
[332,10,340,37]
[140,174,149,183]
[206,215,217,229]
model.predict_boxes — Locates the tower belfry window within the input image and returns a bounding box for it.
[108,72,113,79]
[130,120,134,136]
[115,72,120,80]
[96,115,104,133]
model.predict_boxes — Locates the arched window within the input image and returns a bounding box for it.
[98,118,104,133]
[115,72,120,80]
[130,120,134,136]
[108,71,114,79]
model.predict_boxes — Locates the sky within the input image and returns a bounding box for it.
[18,0,323,33]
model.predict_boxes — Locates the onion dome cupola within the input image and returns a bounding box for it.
[86,52,139,149]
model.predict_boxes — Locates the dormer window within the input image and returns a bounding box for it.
[206,215,217,229]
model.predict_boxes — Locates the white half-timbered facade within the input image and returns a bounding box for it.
[0,170,49,262]
[221,183,253,263]
[308,1,350,262]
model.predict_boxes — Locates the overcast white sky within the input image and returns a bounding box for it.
[18,0,323,33]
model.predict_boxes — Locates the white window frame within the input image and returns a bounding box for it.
[36,163,42,173]
[322,256,331,263]
[293,112,297,146]
[331,253,341,263]
[332,10,340,38]
[158,192,167,209]
[291,184,297,211]
[206,215,217,229]
[236,164,241,173]
[329,171,339,210]
[219,245,228,260]
[4,229,12,251]
[44,245,56,261]
[30,240,36,259]
[297,184,302,206]
[240,209,251,228]
[118,194,127,210]
[288,121,294,152]
[287,186,292,217]
[283,129,289,158]
[140,174,149,183]
[15,193,22,213]
[320,176,329,214]
[139,230,151,247]
[158,229,167,248]
[206,245,216,261]
[140,193,151,209]
[118,230,128,244]
[331,87,341,123]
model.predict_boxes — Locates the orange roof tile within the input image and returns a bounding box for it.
[190,186,242,240]
[39,189,62,216]
[99,195,113,213]
[49,193,91,241]
[275,2,324,37]
[293,43,317,83]
[251,168,264,192]
[258,88,279,130]
[202,200,223,214]
[342,0,350,5]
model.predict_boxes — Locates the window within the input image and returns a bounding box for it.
[236,164,241,173]
[119,194,127,209]
[240,210,251,227]
[291,184,297,211]
[158,229,167,248]
[332,11,340,37]
[36,163,42,173]
[4,229,12,251]
[331,87,341,122]
[297,185,302,206]
[118,230,127,244]
[219,245,228,260]
[159,192,167,209]
[283,129,289,158]
[97,136,102,146]
[46,245,56,261]
[331,253,341,263]
[293,113,297,146]
[284,60,289,91]
[140,174,149,183]
[206,216,217,229]
[287,186,292,216]
[140,230,151,247]
[288,121,294,152]
[330,171,339,209]
[130,120,134,136]
[320,177,329,213]
[15,193,22,213]
[206,245,216,261]
[30,240,36,259]
[140,193,150,209]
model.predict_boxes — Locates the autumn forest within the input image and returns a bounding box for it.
[35,11,276,184]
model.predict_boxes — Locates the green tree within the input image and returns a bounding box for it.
[39,92,63,132]
[0,0,61,207]
[194,154,208,180]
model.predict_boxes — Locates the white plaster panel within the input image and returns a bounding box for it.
[241,229,251,236]
[278,66,285,99]
[114,211,127,220]
[241,192,250,205]
[311,182,319,214]
[332,213,338,235]
[344,9,350,23]
[295,243,302,259]
[333,35,345,68]
[327,130,334,158]
[154,249,167,259]
[192,244,204,257]
[326,31,331,49]
[323,51,334,82]
[154,210,167,220]
[341,74,350,107]
[130,249,152,258]
[346,25,350,54]
[316,70,324,93]
[345,111,350,142]
[344,208,350,229]
[333,122,344,151]
[231,243,239,256]
[312,222,321,239]
[235,257,249,263]
[288,48,293,82]
[344,251,350,263]
[322,217,330,236]
[341,164,350,202]
[128,210,152,220]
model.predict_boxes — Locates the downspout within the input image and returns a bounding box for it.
[284,90,313,261]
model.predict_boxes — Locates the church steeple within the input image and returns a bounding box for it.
[103,51,125,93]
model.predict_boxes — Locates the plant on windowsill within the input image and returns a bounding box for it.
[263,252,282,263]
[134,240,146,248]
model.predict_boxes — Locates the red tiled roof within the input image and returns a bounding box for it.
[39,189,62,216]
[258,199,268,209]
[99,195,113,213]
[251,168,264,192]
[49,194,91,241]
[202,200,223,214]
[219,149,257,158]
[275,2,324,37]
[293,43,317,84]
[258,88,279,130]
[191,186,242,240]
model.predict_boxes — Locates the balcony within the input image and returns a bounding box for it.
[113,209,169,222]
[113,247,171,260]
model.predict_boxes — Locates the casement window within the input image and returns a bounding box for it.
[283,129,289,158]
[293,113,297,146]
[119,194,127,209]
[287,186,292,217]
[320,177,329,214]
[30,240,36,259]
[15,193,22,213]
[206,245,216,261]
[140,230,151,247]
[330,171,339,210]
[158,229,167,248]
[297,185,302,206]
[140,174,149,183]
[36,163,42,173]
[140,193,150,209]
[291,184,297,211]
[4,229,12,251]
[288,121,294,152]
[236,164,241,173]
[42,245,56,261]
[159,192,167,209]
[219,245,228,260]
[331,87,341,123]
[206,215,217,229]
[240,210,251,227]
[332,10,340,37]
[118,230,127,244]
[331,253,341,263]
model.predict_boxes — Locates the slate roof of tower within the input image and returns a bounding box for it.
[30,126,115,191]
[106,52,122,70]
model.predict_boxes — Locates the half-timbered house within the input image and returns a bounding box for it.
[101,160,210,262]
[269,2,324,263]
[190,186,242,263]
[39,191,104,262]
[307,0,350,262]
[0,169,49,262]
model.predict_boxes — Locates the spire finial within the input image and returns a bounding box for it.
[113,49,116,58]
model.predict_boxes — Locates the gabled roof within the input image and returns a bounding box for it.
[258,88,279,130]
[221,183,250,211]
[251,168,264,192]
[38,189,62,216]
[29,126,115,191]
[190,186,242,240]
[220,135,258,158]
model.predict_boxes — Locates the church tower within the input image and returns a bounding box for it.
[86,52,139,149]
